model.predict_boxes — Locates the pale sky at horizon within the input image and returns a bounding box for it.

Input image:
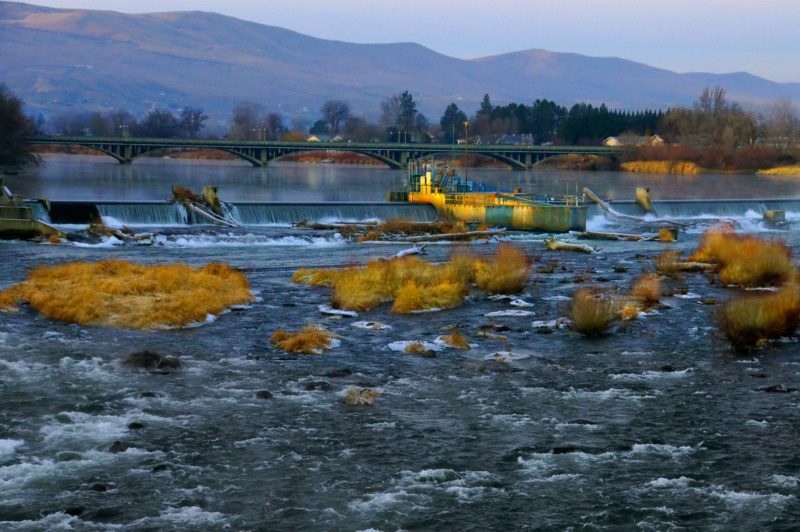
[18,0,800,83]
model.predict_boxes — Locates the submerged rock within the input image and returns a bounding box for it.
[659,365,677,372]
[255,390,273,399]
[127,422,145,430]
[421,350,437,358]
[108,441,127,453]
[763,384,792,393]
[325,368,353,378]
[121,350,182,372]
[305,381,332,391]
[89,482,108,492]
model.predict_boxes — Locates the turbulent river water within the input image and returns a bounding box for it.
[2,155,800,531]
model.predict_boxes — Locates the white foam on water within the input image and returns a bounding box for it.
[542,295,571,301]
[99,215,126,228]
[480,413,536,427]
[0,512,80,531]
[609,368,693,381]
[351,321,392,330]
[131,506,230,527]
[708,487,795,508]
[164,233,346,248]
[674,292,702,299]
[348,489,428,513]
[521,387,655,401]
[0,439,25,460]
[586,214,615,233]
[485,309,534,317]
[768,475,799,488]
[745,419,769,427]
[366,421,397,431]
[387,340,443,352]
[645,476,694,489]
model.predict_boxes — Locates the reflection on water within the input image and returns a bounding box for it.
[6,154,800,202]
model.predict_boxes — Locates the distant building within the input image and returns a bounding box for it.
[307,134,342,142]
[602,135,665,147]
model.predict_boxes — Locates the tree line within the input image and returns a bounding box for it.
[2,81,798,171]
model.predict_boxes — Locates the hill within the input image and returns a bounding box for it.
[2,1,799,121]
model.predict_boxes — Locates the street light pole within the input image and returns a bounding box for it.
[463,121,469,190]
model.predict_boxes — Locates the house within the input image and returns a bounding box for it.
[602,135,665,147]
[308,134,340,142]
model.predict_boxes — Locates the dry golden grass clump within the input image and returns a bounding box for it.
[357,218,468,243]
[471,243,532,294]
[403,342,428,354]
[391,280,465,314]
[47,235,62,244]
[439,329,472,350]
[629,274,661,310]
[0,260,254,329]
[658,228,675,243]
[656,249,683,278]
[293,246,528,314]
[172,186,202,203]
[567,287,620,336]
[715,284,800,352]
[269,324,340,355]
[344,388,379,406]
[688,224,795,287]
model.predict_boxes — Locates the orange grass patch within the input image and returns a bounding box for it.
[270,324,340,355]
[568,287,620,336]
[630,274,661,310]
[688,224,794,287]
[344,388,379,406]
[656,249,683,278]
[715,283,800,352]
[403,342,428,354]
[471,243,532,294]
[292,246,529,313]
[0,260,254,329]
[440,330,472,350]
[47,235,62,244]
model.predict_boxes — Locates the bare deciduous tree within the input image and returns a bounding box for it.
[321,100,351,135]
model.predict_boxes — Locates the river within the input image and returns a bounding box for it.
[1,155,799,531]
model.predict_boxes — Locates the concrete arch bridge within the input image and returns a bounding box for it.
[28,136,622,170]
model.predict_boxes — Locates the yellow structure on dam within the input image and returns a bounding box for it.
[388,170,586,233]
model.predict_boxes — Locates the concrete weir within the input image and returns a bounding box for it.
[0,180,66,240]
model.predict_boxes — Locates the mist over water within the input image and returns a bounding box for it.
[2,156,800,530]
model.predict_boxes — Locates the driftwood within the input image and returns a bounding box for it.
[583,188,688,227]
[577,231,648,241]
[395,243,428,258]
[391,230,506,243]
[184,201,239,228]
[677,262,716,272]
[544,236,596,253]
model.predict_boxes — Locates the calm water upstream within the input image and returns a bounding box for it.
[1,155,800,531]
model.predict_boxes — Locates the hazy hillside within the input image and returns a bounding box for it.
[2,1,799,121]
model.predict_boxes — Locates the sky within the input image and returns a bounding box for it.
[20,0,800,83]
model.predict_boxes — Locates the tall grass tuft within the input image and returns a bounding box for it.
[715,284,800,352]
[270,324,340,355]
[293,245,529,313]
[656,249,683,278]
[0,260,253,329]
[472,243,532,294]
[630,274,661,310]
[688,224,795,287]
[568,287,620,336]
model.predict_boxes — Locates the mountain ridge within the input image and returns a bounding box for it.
[2,1,798,121]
